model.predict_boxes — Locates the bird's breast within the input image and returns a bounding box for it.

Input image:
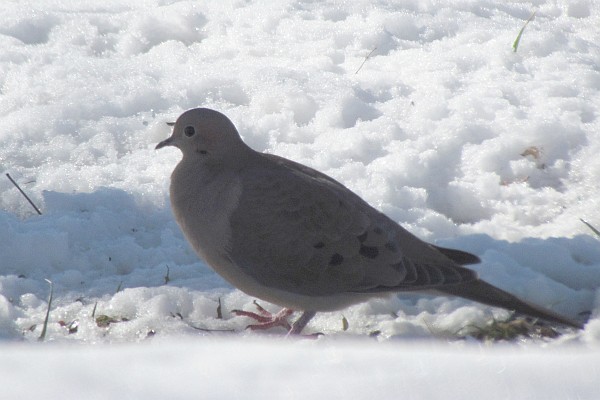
[170,162,242,268]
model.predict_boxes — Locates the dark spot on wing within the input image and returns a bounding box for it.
[329,253,344,266]
[359,245,379,259]
[384,242,398,252]
[313,242,325,249]
[373,227,383,235]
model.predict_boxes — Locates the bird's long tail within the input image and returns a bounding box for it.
[438,279,584,329]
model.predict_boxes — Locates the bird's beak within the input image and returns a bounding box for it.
[155,137,173,150]
[156,121,176,149]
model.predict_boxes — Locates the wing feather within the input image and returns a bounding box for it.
[227,154,479,297]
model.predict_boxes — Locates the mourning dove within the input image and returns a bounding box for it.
[156,108,583,334]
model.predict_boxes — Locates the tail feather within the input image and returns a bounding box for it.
[431,245,481,265]
[438,279,584,329]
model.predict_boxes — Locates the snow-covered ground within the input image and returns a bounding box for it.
[1,338,599,400]
[1,0,600,398]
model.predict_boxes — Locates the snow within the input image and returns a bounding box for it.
[1,0,600,398]
[1,339,599,400]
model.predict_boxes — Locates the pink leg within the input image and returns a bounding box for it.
[232,301,293,331]
[232,301,319,336]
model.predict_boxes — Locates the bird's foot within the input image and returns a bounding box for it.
[232,301,293,331]
[232,302,321,337]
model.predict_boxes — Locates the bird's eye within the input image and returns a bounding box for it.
[184,126,195,137]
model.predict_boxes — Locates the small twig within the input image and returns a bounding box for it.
[91,301,98,318]
[580,218,600,238]
[6,173,42,215]
[164,265,170,284]
[513,11,536,53]
[355,47,377,74]
[217,297,223,319]
[39,279,54,341]
[190,325,235,333]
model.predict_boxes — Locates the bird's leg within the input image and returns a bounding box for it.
[232,302,319,335]
[231,300,293,331]
[288,311,316,336]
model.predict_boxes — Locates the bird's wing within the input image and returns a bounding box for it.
[227,153,478,297]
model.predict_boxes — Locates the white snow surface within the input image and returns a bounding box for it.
[1,0,600,398]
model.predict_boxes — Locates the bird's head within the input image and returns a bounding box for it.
[156,108,251,164]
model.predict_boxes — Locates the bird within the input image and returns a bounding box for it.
[156,108,584,334]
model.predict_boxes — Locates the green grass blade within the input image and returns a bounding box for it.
[38,279,54,341]
[513,11,536,52]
